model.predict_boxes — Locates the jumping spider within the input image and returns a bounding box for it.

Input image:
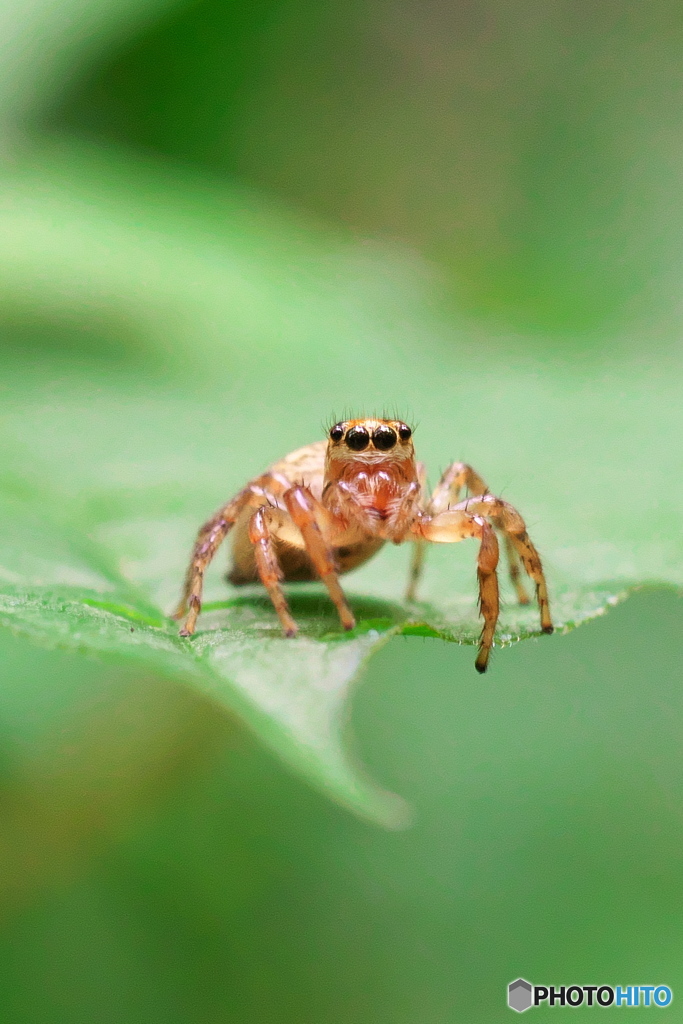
[174,418,553,672]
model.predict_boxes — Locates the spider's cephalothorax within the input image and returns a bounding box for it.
[174,417,553,672]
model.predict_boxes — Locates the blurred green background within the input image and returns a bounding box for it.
[1,0,683,1019]
[47,0,683,331]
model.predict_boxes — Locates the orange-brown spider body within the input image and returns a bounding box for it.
[174,418,553,672]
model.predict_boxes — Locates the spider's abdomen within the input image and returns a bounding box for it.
[228,531,384,584]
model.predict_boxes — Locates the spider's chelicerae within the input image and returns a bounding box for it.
[174,418,553,672]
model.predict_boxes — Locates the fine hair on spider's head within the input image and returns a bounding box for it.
[326,416,415,464]
[325,407,415,435]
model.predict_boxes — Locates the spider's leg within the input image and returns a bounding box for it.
[429,461,488,511]
[500,532,530,605]
[455,494,552,634]
[248,506,298,636]
[174,485,257,635]
[405,460,428,602]
[284,485,355,631]
[406,541,426,603]
[414,508,500,673]
[430,461,530,604]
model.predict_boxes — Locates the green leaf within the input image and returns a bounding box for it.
[0,143,681,824]
[0,0,179,133]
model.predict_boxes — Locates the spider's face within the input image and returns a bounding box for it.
[326,418,414,463]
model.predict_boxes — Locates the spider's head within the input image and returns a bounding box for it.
[326,418,414,464]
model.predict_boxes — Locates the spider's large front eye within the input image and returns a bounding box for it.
[346,425,370,451]
[398,424,412,441]
[372,425,397,451]
[329,423,344,442]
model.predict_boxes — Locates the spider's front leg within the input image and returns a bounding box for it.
[414,508,500,673]
[457,494,553,635]
[246,492,355,637]
[429,461,530,605]
[247,486,355,634]
[283,486,356,631]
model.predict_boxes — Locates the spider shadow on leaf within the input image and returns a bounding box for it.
[201,586,409,639]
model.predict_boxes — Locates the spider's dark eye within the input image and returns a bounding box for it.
[398,424,412,441]
[372,425,397,451]
[346,425,370,451]
[329,423,344,442]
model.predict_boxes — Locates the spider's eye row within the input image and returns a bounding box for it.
[398,424,412,441]
[372,425,397,451]
[345,425,370,451]
[329,423,344,442]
